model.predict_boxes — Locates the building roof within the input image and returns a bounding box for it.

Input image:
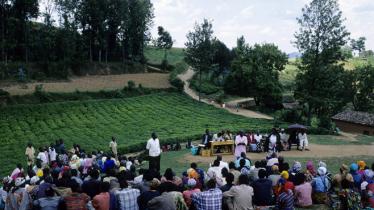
[332,110,374,127]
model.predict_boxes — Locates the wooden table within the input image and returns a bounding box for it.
[210,140,234,156]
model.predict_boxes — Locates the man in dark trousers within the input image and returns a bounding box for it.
[146,132,161,172]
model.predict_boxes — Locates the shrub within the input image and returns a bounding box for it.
[127,80,136,91]
[0,89,10,97]
[279,109,302,123]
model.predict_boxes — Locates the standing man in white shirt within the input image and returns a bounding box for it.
[109,136,118,159]
[146,132,161,172]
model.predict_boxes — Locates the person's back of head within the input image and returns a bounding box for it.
[151,132,157,139]
[45,187,55,197]
[119,179,128,189]
[258,169,267,179]
[226,173,235,185]
[240,152,246,159]
[100,181,110,193]
[239,159,246,167]
[206,179,216,190]
[213,159,220,167]
[254,161,261,169]
[260,159,267,168]
[221,168,229,178]
[216,155,222,162]
[90,168,100,180]
[229,162,236,170]
[164,168,174,180]
[71,169,78,177]
[191,162,197,169]
[69,180,80,193]
[238,174,249,185]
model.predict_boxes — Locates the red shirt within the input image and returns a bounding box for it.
[93,192,110,210]
[64,193,90,210]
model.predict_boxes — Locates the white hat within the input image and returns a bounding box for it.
[187,178,197,187]
[15,177,25,187]
[30,176,40,185]
[318,167,327,176]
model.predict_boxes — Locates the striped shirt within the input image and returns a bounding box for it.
[63,193,90,210]
[115,188,140,210]
[191,188,222,210]
[277,191,294,210]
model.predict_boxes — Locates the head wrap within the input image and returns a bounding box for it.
[15,177,25,187]
[340,164,349,174]
[364,169,373,180]
[187,168,199,179]
[187,178,197,187]
[272,165,279,172]
[292,161,302,173]
[306,160,316,175]
[284,181,294,192]
[318,167,327,176]
[358,161,366,170]
[318,161,327,168]
[150,178,161,189]
[350,163,358,172]
[280,171,289,180]
[36,169,43,177]
[345,173,354,183]
[30,176,40,185]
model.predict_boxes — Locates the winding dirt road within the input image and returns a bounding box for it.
[178,68,273,119]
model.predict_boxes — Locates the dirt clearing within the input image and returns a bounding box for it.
[0,73,171,95]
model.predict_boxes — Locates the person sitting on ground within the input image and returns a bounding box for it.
[160,168,182,191]
[137,179,160,210]
[147,181,177,210]
[305,160,317,182]
[361,169,374,208]
[182,178,201,209]
[252,169,273,206]
[220,173,234,193]
[189,163,205,188]
[357,160,367,176]
[191,179,222,210]
[207,160,224,186]
[235,152,251,169]
[211,155,229,170]
[276,181,295,210]
[289,161,302,184]
[239,159,250,176]
[228,162,240,185]
[266,152,279,168]
[5,177,30,210]
[294,173,312,208]
[82,168,101,199]
[339,175,362,210]
[10,163,23,180]
[223,174,254,210]
[33,186,62,210]
[115,179,140,210]
[349,163,363,190]
[249,161,264,182]
[268,165,281,189]
[61,180,90,210]
[93,181,111,210]
[311,166,331,204]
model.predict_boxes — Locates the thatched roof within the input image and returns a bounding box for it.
[332,110,374,127]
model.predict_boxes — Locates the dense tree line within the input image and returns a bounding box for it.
[0,0,154,78]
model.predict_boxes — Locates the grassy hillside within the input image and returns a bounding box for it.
[144,47,185,66]
[0,92,276,175]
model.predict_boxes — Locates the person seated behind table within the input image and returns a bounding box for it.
[223,129,233,140]
[201,129,212,146]
[252,168,273,206]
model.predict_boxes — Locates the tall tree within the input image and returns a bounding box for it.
[294,0,350,125]
[154,26,173,70]
[351,36,366,54]
[224,40,287,108]
[211,39,232,82]
[185,19,215,101]
[351,65,374,112]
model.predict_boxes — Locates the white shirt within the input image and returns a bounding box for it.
[267,158,279,167]
[298,133,308,141]
[254,134,262,143]
[49,148,57,161]
[220,161,229,170]
[280,132,288,142]
[269,135,277,145]
[146,138,161,157]
[37,152,47,164]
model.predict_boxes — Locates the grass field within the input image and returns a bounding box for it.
[0,92,276,176]
[144,47,185,66]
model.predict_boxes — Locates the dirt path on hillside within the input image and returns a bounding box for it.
[178,68,273,119]
[0,73,171,95]
[182,143,374,164]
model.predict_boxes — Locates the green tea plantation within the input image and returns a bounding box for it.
[0,92,276,175]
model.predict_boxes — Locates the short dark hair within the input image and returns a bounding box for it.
[119,179,128,189]
[100,181,110,193]
[191,163,197,169]
[213,159,220,167]
[238,174,249,185]
[240,152,246,158]
[254,161,261,168]
[206,179,216,189]
[258,169,267,179]
[229,162,236,170]
[71,169,78,177]
[69,180,80,193]
[226,173,235,184]
[45,187,55,197]
[239,159,246,167]
[216,155,222,161]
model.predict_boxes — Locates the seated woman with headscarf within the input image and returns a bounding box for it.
[311,166,331,204]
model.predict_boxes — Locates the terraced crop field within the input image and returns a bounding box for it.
[0,92,275,175]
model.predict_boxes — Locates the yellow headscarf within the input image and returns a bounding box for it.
[280,171,289,180]
[357,161,366,170]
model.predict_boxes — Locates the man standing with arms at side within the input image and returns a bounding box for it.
[146,132,161,172]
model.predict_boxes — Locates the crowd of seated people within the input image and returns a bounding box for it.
[0,139,373,210]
